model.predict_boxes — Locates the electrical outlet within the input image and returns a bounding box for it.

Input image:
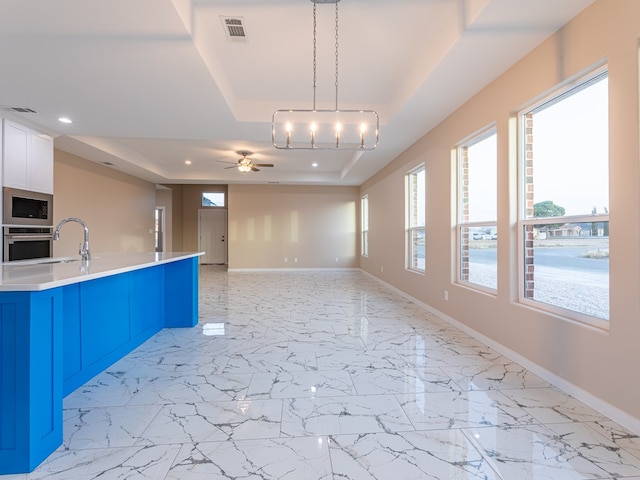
[444,290,449,301]
[335,257,339,262]
[294,257,298,263]
[380,266,384,273]
[284,257,288,263]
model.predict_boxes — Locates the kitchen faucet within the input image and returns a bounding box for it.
[53,217,91,264]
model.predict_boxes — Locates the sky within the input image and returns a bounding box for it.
[465,74,608,220]
[467,133,497,222]
[530,76,609,216]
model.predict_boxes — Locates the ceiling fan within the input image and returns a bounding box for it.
[219,151,274,173]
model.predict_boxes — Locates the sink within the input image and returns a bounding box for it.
[37,258,80,265]
[3,257,81,266]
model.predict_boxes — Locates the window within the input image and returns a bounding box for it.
[406,165,425,272]
[202,192,225,207]
[361,194,369,257]
[519,69,609,324]
[457,129,497,291]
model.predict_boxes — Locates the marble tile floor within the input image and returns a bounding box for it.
[7,266,640,479]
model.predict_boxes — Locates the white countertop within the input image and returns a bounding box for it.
[0,252,203,292]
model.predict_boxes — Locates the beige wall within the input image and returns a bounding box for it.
[47,0,639,430]
[163,184,228,253]
[184,184,227,252]
[361,0,640,428]
[155,186,173,252]
[53,149,156,256]
[166,184,184,251]
[228,184,359,269]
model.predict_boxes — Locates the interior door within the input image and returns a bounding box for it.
[199,209,227,264]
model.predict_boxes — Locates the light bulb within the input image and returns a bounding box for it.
[285,122,292,148]
[310,122,317,147]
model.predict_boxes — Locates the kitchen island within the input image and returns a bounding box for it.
[0,252,201,474]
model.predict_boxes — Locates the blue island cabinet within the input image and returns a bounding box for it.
[0,256,198,474]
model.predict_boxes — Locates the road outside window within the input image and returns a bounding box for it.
[457,129,497,292]
[406,165,426,272]
[519,69,609,324]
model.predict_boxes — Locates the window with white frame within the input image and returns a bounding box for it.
[202,192,225,207]
[406,165,425,272]
[519,68,609,324]
[457,129,497,291]
[361,194,369,257]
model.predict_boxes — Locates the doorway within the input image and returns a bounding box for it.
[199,209,227,264]
[154,206,165,253]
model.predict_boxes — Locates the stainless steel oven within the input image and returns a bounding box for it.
[3,227,53,262]
[3,187,53,226]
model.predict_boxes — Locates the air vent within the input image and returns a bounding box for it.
[1,106,38,114]
[221,16,247,42]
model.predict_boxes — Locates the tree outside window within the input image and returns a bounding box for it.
[520,69,609,324]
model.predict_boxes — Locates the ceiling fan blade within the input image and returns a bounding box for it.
[216,160,237,165]
[253,163,274,167]
[251,167,260,172]
[224,165,237,169]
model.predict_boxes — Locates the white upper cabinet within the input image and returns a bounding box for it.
[2,119,53,194]
[28,132,54,194]
[3,120,29,190]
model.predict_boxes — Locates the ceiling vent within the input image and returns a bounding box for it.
[221,16,247,42]
[1,106,38,114]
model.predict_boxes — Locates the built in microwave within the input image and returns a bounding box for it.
[3,187,53,226]
[3,226,53,262]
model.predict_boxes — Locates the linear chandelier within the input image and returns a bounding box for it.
[272,0,379,150]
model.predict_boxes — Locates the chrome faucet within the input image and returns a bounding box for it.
[53,217,91,264]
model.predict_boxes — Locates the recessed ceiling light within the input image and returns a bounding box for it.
[312,163,318,167]
[58,117,72,124]
[185,160,192,165]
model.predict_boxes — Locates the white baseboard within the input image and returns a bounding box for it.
[361,269,640,436]
[227,267,360,273]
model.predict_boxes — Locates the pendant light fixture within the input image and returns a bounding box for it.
[272,0,379,150]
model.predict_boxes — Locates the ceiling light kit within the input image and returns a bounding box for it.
[272,0,379,150]
[219,151,274,173]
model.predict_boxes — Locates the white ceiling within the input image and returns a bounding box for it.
[0,0,594,186]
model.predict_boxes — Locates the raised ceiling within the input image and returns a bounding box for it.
[0,0,594,185]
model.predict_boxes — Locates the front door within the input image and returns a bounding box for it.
[199,209,227,264]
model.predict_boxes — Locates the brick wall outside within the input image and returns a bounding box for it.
[409,172,420,268]
[460,146,470,281]
[524,113,535,298]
